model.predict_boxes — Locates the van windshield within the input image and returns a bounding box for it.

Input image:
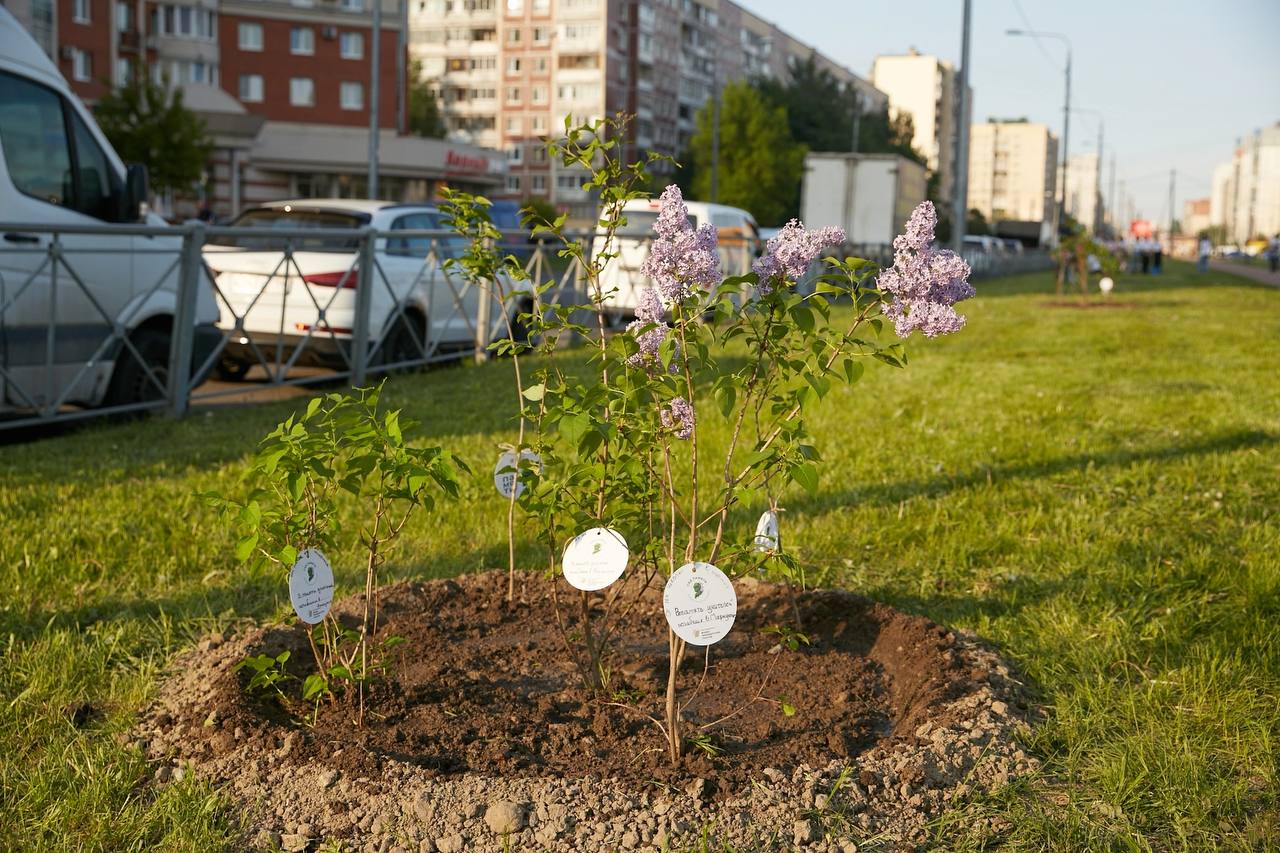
[616,210,698,237]
[212,208,368,251]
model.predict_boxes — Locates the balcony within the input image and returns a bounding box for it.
[118,28,142,53]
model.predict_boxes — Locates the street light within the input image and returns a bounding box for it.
[1006,28,1071,243]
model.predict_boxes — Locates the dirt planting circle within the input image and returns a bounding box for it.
[135,572,1039,851]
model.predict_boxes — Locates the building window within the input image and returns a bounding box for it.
[70,48,91,82]
[506,0,522,12]
[238,22,263,51]
[290,77,315,106]
[115,2,131,31]
[291,27,315,55]
[506,57,521,73]
[291,0,315,7]
[505,115,520,134]
[239,74,264,102]
[531,115,546,133]
[532,26,548,43]
[340,81,364,110]
[506,86,521,103]
[340,32,363,59]
[73,0,90,23]
[339,0,364,9]
[532,57,547,73]
[532,0,549,11]
[556,174,585,190]
[506,175,521,192]
[531,85,547,104]
[507,145,522,163]
[115,58,131,86]
[531,175,546,191]
[506,28,521,43]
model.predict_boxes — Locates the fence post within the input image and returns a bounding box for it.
[167,222,202,419]
[351,226,375,386]
[473,236,492,364]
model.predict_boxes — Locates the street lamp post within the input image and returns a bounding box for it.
[1006,29,1071,243]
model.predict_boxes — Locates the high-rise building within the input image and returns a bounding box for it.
[410,0,886,221]
[1210,123,1280,244]
[870,49,965,203]
[8,0,508,218]
[1182,198,1210,237]
[966,120,1058,242]
[1062,151,1100,234]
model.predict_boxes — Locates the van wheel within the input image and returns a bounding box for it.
[105,329,170,408]
[215,355,251,382]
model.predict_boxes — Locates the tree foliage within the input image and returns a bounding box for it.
[408,59,446,138]
[680,80,806,226]
[94,67,209,197]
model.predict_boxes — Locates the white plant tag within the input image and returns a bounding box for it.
[562,527,629,591]
[289,548,334,624]
[493,449,541,499]
[753,510,779,553]
[663,562,737,646]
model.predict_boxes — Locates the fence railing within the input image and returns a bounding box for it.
[0,221,1050,433]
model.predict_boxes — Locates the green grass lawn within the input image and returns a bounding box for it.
[1,260,1277,851]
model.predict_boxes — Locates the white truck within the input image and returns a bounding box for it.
[799,153,928,246]
[0,6,219,416]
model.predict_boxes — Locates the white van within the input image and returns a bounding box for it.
[593,197,760,316]
[0,7,219,414]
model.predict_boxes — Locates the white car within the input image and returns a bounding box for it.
[203,199,526,377]
[592,197,761,316]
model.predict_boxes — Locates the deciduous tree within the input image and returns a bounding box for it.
[94,67,209,198]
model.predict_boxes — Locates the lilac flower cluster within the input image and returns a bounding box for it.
[876,201,974,338]
[625,287,671,369]
[640,185,722,303]
[752,219,846,292]
[660,396,695,440]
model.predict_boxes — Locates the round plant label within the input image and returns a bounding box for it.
[493,449,541,500]
[663,562,737,646]
[562,527,629,591]
[753,510,780,553]
[288,548,334,624]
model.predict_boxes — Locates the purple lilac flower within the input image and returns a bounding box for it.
[641,185,722,303]
[625,287,671,368]
[660,396,695,440]
[876,201,975,338]
[752,219,846,291]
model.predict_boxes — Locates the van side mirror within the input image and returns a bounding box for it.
[123,163,148,222]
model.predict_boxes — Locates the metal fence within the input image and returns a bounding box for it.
[0,221,1051,433]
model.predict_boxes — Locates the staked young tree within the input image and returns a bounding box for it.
[94,66,209,199]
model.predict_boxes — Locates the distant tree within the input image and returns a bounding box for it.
[408,60,446,138]
[966,208,990,235]
[94,67,209,198]
[680,81,805,227]
[520,196,557,229]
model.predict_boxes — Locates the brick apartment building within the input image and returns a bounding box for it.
[3,0,506,218]
[409,0,887,221]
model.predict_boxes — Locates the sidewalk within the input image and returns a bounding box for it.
[1208,259,1280,288]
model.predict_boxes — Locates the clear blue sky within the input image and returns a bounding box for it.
[742,0,1280,225]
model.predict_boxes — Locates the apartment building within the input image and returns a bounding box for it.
[967,120,1058,243]
[409,0,885,221]
[870,49,964,203]
[1062,151,1100,234]
[7,0,507,218]
[1210,122,1280,243]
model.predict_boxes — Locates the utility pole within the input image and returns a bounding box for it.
[1108,152,1116,234]
[368,0,382,198]
[1167,168,1176,238]
[709,76,720,203]
[950,0,972,252]
[850,86,861,154]
[1094,120,1103,235]
[397,0,406,135]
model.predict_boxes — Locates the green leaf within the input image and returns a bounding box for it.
[714,382,736,418]
[302,674,329,701]
[558,412,591,445]
[789,463,819,495]
[234,532,258,563]
[781,698,797,717]
[842,359,864,384]
[522,383,546,401]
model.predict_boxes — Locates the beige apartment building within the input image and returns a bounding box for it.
[1062,151,1100,234]
[1210,122,1280,243]
[409,0,885,220]
[870,49,964,203]
[967,120,1058,240]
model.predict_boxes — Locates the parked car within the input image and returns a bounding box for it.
[593,197,761,316]
[203,199,527,378]
[0,6,220,414]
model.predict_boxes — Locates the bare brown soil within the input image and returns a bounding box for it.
[136,572,1040,851]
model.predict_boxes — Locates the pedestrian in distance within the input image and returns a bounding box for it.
[1153,238,1164,275]
[1198,236,1212,273]
[1140,238,1151,274]
[1267,234,1280,274]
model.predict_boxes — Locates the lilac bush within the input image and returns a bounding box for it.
[753,219,846,292]
[876,201,975,338]
[641,185,722,302]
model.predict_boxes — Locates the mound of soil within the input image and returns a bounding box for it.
[135,572,1039,851]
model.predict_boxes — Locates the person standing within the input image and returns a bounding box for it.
[1267,234,1280,274]
[1198,236,1212,273]
[1153,238,1164,275]
[1140,238,1152,274]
